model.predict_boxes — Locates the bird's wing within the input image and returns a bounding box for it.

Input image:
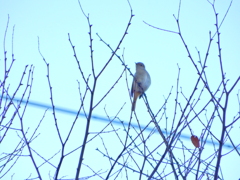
[131,77,135,97]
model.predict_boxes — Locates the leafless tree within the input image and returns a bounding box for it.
[1,0,239,180]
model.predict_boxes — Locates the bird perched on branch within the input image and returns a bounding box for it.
[131,62,151,111]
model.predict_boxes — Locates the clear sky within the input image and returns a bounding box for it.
[1,0,240,179]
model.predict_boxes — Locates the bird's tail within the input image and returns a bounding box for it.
[132,99,137,111]
[132,92,140,111]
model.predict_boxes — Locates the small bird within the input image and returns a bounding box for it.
[131,62,151,111]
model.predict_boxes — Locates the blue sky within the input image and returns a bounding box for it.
[1,0,240,179]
